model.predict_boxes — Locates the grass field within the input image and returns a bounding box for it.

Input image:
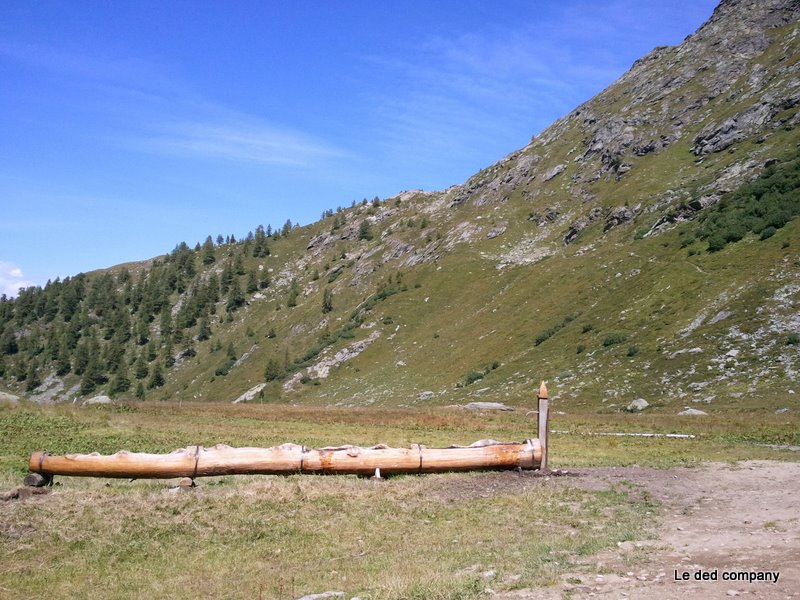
[1,401,798,599]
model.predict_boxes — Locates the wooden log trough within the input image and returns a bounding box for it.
[29,439,542,480]
[27,382,550,483]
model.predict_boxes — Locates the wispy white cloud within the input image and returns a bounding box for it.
[359,0,715,176]
[358,23,602,170]
[0,40,350,170]
[0,261,35,297]
[138,120,349,167]
[0,39,182,96]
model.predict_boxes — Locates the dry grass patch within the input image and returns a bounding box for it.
[1,471,653,599]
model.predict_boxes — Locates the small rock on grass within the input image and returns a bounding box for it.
[678,407,707,416]
[23,473,50,487]
[458,402,514,411]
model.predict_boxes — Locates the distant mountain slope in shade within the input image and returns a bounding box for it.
[1,0,798,413]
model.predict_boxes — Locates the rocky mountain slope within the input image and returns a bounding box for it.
[1,0,798,413]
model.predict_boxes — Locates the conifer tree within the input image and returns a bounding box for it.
[287,279,299,308]
[80,352,105,396]
[246,269,258,293]
[160,307,173,339]
[0,325,18,355]
[197,316,212,341]
[135,382,145,400]
[25,360,41,392]
[109,362,131,396]
[234,253,245,276]
[148,362,165,389]
[227,278,245,312]
[136,317,149,345]
[359,220,374,241]
[55,338,71,376]
[220,263,234,296]
[105,335,126,374]
[264,357,282,381]
[134,349,149,380]
[72,340,89,375]
[202,235,216,265]
[147,339,157,362]
[163,336,175,367]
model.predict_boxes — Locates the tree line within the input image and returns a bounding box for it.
[0,225,283,399]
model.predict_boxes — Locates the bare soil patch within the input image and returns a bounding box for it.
[494,461,800,599]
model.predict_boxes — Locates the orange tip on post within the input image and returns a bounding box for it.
[538,381,548,400]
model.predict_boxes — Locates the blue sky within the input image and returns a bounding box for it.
[0,0,718,295]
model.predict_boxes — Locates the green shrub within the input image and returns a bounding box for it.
[787,333,800,346]
[215,358,235,376]
[602,333,628,347]
[626,345,640,357]
[465,371,485,385]
[698,154,800,251]
[535,313,579,346]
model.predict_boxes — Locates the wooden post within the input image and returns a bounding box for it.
[537,381,549,472]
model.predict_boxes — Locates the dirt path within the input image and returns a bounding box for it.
[497,461,800,599]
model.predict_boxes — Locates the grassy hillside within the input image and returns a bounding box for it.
[1,0,798,412]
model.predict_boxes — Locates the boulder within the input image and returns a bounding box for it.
[542,163,566,181]
[82,395,112,406]
[678,407,708,416]
[0,391,20,403]
[626,398,649,412]
[486,224,507,239]
[603,206,637,232]
[693,395,716,404]
[563,207,603,244]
